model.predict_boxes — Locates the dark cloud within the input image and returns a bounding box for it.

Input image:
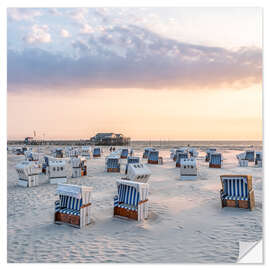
[8,25,262,92]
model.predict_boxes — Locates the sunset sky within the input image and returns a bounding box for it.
[7,7,262,140]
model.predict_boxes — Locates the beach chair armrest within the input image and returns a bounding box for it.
[220,189,226,199]
[55,200,61,212]
[80,203,91,209]
[138,199,148,205]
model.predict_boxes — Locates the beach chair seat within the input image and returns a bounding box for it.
[118,203,137,211]
[224,195,249,201]
[58,208,80,216]
[148,150,159,164]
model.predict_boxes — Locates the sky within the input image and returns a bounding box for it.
[7,7,262,140]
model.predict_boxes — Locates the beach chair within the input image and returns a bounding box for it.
[148,150,159,164]
[170,149,176,159]
[126,163,151,183]
[245,150,255,162]
[106,156,120,172]
[81,146,91,159]
[54,184,92,228]
[188,148,198,158]
[71,157,87,177]
[205,148,216,162]
[16,161,41,187]
[143,148,154,159]
[93,147,101,158]
[125,156,140,174]
[255,152,262,166]
[239,159,248,167]
[120,148,129,159]
[209,153,222,168]
[24,151,40,162]
[113,179,149,221]
[180,158,197,180]
[173,149,185,161]
[55,148,64,158]
[15,147,24,155]
[220,175,255,210]
[176,152,188,167]
[48,159,67,184]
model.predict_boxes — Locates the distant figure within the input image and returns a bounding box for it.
[130,149,133,156]
[113,147,115,151]
[109,146,112,152]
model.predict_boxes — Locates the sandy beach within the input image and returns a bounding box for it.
[7,145,263,263]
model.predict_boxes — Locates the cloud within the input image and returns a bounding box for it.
[47,8,62,16]
[23,24,51,44]
[60,29,70,38]
[69,8,88,24]
[8,25,261,92]
[8,8,42,21]
[79,24,94,34]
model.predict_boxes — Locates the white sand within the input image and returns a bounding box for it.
[7,146,263,263]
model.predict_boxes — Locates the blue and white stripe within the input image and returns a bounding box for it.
[222,177,249,200]
[148,150,159,162]
[210,153,221,165]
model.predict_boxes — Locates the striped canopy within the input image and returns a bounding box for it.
[116,180,148,206]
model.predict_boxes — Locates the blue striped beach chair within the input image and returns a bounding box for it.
[54,184,92,228]
[220,175,255,210]
[245,151,255,162]
[148,150,159,164]
[176,152,188,167]
[114,180,149,221]
[209,153,222,168]
[255,152,262,165]
[106,156,120,172]
[120,148,129,159]
[93,147,101,157]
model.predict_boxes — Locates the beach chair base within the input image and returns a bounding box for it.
[114,206,138,220]
[176,164,181,168]
[209,164,221,168]
[148,160,158,164]
[54,212,80,227]
[107,168,120,173]
[93,154,101,158]
[120,156,127,159]
[221,193,255,211]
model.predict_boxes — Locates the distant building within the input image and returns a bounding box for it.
[90,133,130,146]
